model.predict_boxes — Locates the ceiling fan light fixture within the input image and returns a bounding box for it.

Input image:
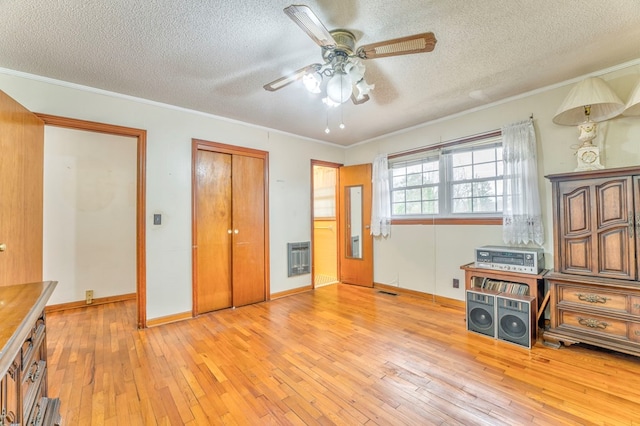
[326,71,352,104]
[302,71,322,93]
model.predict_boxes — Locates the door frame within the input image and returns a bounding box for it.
[310,160,342,288]
[35,114,148,328]
[191,139,270,315]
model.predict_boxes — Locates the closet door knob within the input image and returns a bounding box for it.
[227,229,232,234]
[0,243,6,252]
[234,229,239,234]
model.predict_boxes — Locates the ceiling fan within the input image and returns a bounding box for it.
[263,4,437,106]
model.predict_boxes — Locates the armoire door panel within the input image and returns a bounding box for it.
[562,187,590,235]
[232,155,265,307]
[564,239,591,272]
[195,150,232,313]
[598,228,630,277]
[596,179,628,226]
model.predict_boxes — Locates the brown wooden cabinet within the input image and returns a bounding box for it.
[545,166,640,356]
[0,281,60,425]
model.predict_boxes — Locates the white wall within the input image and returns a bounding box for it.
[347,60,640,301]
[0,71,344,320]
[4,58,640,314]
[43,127,137,305]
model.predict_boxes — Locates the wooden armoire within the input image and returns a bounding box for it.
[192,140,269,315]
[545,166,640,356]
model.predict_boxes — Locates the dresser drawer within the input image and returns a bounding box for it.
[22,322,46,373]
[22,359,46,419]
[558,310,628,339]
[556,284,629,314]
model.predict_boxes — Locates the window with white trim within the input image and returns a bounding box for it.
[390,135,503,218]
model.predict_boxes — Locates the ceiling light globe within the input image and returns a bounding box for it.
[326,72,352,104]
[302,72,322,94]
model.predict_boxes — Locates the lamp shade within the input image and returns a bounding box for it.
[623,80,640,116]
[553,77,625,125]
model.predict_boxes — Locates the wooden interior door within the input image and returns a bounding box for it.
[232,155,266,307]
[0,90,44,286]
[339,164,373,287]
[193,140,269,314]
[194,150,232,313]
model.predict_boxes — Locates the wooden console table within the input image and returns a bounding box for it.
[460,263,547,304]
[0,281,61,425]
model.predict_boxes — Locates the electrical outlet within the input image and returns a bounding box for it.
[86,290,94,304]
[453,278,460,288]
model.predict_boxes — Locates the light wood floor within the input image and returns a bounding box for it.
[45,284,640,425]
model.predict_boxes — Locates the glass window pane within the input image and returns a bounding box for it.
[453,183,471,198]
[422,200,438,214]
[406,201,422,214]
[406,163,422,175]
[392,190,405,202]
[407,173,422,187]
[474,148,495,163]
[473,180,496,196]
[422,186,438,201]
[474,163,497,179]
[453,198,472,213]
[392,175,406,189]
[473,197,497,212]
[424,160,438,172]
[423,170,439,184]
[406,188,421,201]
[392,166,406,176]
[393,203,405,215]
[452,151,472,166]
[452,165,472,181]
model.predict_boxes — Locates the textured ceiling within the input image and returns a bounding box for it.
[2,1,640,146]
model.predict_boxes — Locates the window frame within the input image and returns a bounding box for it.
[388,131,503,226]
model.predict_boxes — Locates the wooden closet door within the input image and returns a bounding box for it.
[0,91,44,286]
[232,155,266,307]
[195,150,232,313]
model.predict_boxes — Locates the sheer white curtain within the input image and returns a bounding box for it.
[502,119,544,245]
[371,153,391,237]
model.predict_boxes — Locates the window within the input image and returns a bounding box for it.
[390,135,503,218]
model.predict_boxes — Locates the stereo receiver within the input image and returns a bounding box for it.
[474,245,544,274]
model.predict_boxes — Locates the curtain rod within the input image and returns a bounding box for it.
[388,129,501,160]
[387,114,534,160]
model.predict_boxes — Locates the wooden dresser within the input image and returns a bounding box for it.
[0,281,60,425]
[545,166,640,356]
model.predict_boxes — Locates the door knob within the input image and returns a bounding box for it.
[0,243,6,252]
[228,229,232,234]
[234,229,239,234]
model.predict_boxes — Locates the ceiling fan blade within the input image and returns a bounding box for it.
[357,32,437,59]
[263,64,320,91]
[284,5,337,48]
[351,93,370,105]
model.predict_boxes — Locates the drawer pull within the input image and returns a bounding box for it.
[576,293,609,304]
[577,317,609,329]
[635,330,640,336]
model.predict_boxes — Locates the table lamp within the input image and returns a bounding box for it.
[553,77,625,171]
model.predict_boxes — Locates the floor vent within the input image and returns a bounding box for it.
[287,242,310,277]
[378,290,398,296]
